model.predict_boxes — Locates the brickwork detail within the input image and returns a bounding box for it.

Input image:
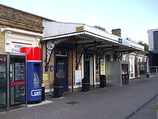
[0,4,52,33]
[0,26,5,52]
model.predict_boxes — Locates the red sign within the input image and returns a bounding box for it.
[20,47,42,61]
[138,62,144,64]
[0,57,6,62]
[10,81,26,86]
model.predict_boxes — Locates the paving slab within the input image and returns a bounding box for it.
[0,76,158,119]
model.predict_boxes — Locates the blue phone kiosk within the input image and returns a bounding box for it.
[20,47,42,103]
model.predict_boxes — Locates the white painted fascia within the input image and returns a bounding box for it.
[1,27,43,37]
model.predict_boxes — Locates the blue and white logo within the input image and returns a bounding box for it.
[31,89,42,96]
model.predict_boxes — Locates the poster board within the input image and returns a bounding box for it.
[75,70,82,85]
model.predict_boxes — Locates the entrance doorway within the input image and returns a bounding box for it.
[55,48,68,92]
[56,58,68,91]
[84,54,94,89]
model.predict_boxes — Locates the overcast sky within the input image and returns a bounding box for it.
[1,0,158,44]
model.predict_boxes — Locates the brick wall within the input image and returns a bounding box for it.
[0,4,53,33]
[0,25,5,51]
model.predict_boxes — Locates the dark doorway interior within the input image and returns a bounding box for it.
[55,57,68,92]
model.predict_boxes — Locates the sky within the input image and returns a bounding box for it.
[0,0,158,44]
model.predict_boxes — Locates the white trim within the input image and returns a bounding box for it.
[93,54,96,86]
[27,60,42,62]
[72,85,82,89]
[43,32,84,40]
[1,28,43,37]
[94,82,100,85]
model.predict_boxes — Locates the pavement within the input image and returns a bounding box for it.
[0,76,158,119]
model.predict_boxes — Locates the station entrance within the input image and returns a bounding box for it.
[82,53,94,91]
[55,57,68,92]
[0,52,26,111]
[54,47,68,96]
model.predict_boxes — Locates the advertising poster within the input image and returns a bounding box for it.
[75,70,81,85]
[100,59,105,75]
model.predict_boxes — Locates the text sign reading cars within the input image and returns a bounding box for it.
[31,89,41,96]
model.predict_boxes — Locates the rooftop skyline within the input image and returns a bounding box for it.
[0,0,158,44]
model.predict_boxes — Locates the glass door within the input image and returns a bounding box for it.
[0,55,7,109]
[84,54,90,84]
[10,56,26,106]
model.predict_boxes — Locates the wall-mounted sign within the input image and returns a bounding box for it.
[43,74,48,81]
[118,38,122,44]
[0,57,6,62]
[50,65,54,71]
[100,59,105,75]
[76,26,84,32]
[75,70,82,85]
[11,43,30,52]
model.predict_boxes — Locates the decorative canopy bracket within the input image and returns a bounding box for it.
[76,41,101,68]
[96,45,119,69]
[113,49,135,61]
[45,38,70,67]
[96,45,119,57]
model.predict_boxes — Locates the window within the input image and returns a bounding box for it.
[55,48,67,56]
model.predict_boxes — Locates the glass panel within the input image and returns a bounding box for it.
[55,48,67,56]
[0,55,7,108]
[10,56,26,106]
[56,63,65,78]
[33,72,40,88]
[33,63,41,88]
[10,85,25,105]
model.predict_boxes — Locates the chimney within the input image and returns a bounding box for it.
[112,28,121,37]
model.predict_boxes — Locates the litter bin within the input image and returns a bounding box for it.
[53,79,64,97]
[100,75,106,88]
[41,84,45,101]
[125,74,129,84]
[82,77,90,92]
[146,72,149,78]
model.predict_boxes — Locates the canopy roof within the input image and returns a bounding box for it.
[43,21,144,52]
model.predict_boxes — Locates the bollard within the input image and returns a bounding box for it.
[41,84,45,101]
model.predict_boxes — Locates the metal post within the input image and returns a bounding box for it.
[156,96,158,119]
[6,53,10,111]
[41,84,45,101]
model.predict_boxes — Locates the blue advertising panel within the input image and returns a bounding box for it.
[27,62,42,102]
